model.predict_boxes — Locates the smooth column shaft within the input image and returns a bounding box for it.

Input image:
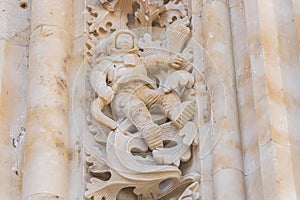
[202,0,245,199]
[22,0,72,199]
[229,0,264,199]
[244,0,300,199]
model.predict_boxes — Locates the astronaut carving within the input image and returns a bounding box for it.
[90,29,195,150]
[85,1,201,199]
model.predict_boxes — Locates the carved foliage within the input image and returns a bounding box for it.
[86,0,189,56]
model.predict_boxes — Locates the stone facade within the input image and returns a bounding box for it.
[0,0,300,200]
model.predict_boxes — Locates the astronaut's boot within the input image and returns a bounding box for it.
[170,100,195,129]
[142,123,163,150]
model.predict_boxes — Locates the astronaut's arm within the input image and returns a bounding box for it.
[143,54,186,69]
[143,54,167,66]
[90,60,114,104]
[90,69,107,94]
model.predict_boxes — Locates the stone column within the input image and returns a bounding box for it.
[0,1,30,199]
[244,0,300,199]
[22,0,72,199]
[202,0,245,199]
[68,0,87,198]
[229,0,263,199]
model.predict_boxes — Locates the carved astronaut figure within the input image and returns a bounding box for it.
[90,30,194,150]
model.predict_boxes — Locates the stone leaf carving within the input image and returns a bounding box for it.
[158,0,188,27]
[86,147,182,200]
[176,182,201,200]
[134,0,165,29]
[153,121,197,166]
[86,0,191,57]
[87,2,132,36]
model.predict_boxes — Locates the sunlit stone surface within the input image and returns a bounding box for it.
[0,0,299,199]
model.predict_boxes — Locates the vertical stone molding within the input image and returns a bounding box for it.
[22,0,72,199]
[244,0,300,199]
[202,0,245,199]
[0,41,28,200]
[229,0,264,199]
[191,1,215,200]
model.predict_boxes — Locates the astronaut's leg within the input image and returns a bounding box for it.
[159,91,195,129]
[124,94,163,150]
[135,86,159,108]
[111,92,130,122]
[136,86,195,129]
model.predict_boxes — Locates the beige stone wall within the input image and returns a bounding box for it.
[0,0,300,199]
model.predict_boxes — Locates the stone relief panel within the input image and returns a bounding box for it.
[84,0,203,199]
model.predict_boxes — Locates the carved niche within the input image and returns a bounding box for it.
[85,0,202,199]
